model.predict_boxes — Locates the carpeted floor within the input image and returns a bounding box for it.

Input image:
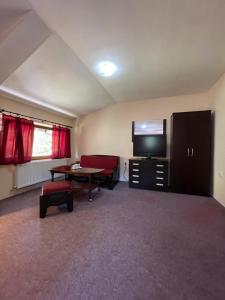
[0,182,225,300]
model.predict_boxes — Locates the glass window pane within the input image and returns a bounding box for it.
[32,127,52,157]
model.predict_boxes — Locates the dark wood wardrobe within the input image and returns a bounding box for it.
[170,110,212,196]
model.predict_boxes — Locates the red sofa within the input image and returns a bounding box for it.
[80,155,120,189]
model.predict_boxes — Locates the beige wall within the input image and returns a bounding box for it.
[2,84,225,206]
[209,74,225,206]
[0,95,75,200]
[75,92,212,181]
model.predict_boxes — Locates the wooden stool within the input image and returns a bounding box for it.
[40,181,73,218]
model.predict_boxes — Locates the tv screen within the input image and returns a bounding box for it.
[132,119,166,141]
[133,120,166,135]
[133,135,167,158]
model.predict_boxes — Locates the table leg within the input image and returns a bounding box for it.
[88,189,93,202]
[51,171,54,182]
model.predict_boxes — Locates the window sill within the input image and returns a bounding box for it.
[30,158,67,164]
[32,156,51,161]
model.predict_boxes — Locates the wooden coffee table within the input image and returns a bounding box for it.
[49,166,104,201]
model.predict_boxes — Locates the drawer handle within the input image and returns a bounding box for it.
[156,183,164,186]
[132,180,140,184]
[132,163,140,166]
[156,171,164,174]
[156,177,164,180]
[132,175,139,178]
[156,164,164,167]
[132,169,140,172]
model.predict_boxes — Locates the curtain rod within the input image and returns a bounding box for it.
[0,108,72,129]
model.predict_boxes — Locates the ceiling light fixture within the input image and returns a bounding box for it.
[96,61,117,77]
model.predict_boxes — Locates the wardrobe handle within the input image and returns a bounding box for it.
[191,148,194,157]
[187,148,190,157]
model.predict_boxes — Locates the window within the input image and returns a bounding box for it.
[32,125,52,159]
[0,114,71,162]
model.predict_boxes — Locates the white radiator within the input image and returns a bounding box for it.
[15,158,68,188]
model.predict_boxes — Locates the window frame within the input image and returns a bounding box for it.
[32,124,53,160]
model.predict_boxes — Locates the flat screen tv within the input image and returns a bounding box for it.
[133,134,167,158]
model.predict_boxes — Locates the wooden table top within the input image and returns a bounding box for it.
[49,165,104,176]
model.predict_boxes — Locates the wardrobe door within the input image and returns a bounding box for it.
[188,111,211,196]
[171,113,191,193]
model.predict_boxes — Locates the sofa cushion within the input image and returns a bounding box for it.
[42,181,71,195]
[80,155,118,170]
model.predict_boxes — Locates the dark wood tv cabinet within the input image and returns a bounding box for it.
[129,158,169,192]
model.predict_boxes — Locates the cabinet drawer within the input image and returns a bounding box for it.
[131,162,140,166]
[129,180,142,188]
[131,180,140,184]
[132,168,140,172]
[132,174,140,178]
[153,175,168,184]
[129,174,143,181]
[155,164,165,168]
[152,161,168,170]
[156,170,165,174]
[153,182,168,192]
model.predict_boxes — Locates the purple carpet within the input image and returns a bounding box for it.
[0,182,225,299]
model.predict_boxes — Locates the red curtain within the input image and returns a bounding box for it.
[51,125,71,159]
[0,114,34,165]
[20,117,35,163]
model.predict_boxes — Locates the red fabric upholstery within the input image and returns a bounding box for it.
[78,155,120,189]
[42,181,71,195]
[80,155,118,170]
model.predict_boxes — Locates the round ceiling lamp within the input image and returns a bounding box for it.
[96,61,118,77]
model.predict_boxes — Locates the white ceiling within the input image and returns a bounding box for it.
[1,0,225,117]
[3,34,114,116]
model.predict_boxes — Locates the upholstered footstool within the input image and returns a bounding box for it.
[40,181,73,218]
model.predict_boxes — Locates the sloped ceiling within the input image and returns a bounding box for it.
[1,0,225,117]
[0,10,50,83]
[3,35,114,116]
